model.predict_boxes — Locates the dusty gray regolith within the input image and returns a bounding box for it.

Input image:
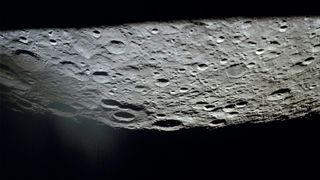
[1,17,320,130]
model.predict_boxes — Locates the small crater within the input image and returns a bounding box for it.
[267,88,291,101]
[156,114,166,118]
[193,101,209,110]
[113,111,136,122]
[247,41,257,45]
[178,68,186,73]
[197,63,208,71]
[312,44,320,53]
[157,78,169,83]
[302,57,315,66]
[204,104,215,111]
[92,71,110,83]
[226,63,248,78]
[196,101,209,105]
[279,25,288,32]
[310,84,317,89]
[216,36,225,43]
[246,62,256,68]
[134,85,150,94]
[270,88,291,95]
[179,87,189,93]
[236,101,248,108]
[223,104,235,113]
[211,119,226,125]
[220,58,228,65]
[153,120,182,128]
[19,36,28,44]
[120,103,144,111]
[107,40,126,54]
[101,99,121,109]
[92,30,101,38]
[92,71,109,76]
[49,39,57,45]
[255,49,264,55]
[60,61,76,65]
[151,28,159,34]
[135,85,146,89]
[155,78,170,87]
[270,41,280,45]
[225,104,235,109]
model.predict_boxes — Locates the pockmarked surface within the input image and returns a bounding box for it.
[1,17,319,130]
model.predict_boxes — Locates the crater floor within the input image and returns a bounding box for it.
[1,17,319,130]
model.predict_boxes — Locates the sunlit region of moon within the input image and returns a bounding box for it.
[1,17,320,131]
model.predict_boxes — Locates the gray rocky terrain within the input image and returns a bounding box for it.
[1,17,319,130]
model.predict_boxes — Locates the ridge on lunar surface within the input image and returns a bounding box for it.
[0,17,320,131]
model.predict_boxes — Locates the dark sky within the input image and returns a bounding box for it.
[1,106,320,179]
[1,0,319,30]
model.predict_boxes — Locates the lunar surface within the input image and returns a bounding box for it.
[1,17,320,130]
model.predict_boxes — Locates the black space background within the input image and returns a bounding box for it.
[1,1,320,179]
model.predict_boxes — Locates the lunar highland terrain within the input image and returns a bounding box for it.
[1,17,319,130]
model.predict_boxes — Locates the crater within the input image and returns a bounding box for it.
[155,78,170,87]
[223,104,235,112]
[312,44,320,53]
[134,85,150,94]
[211,119,227,125]
[119,103,144,111]
[302,57,315,66]
[279,25,288,32]
[197,63,208,71]
[107,40,126,54]
[178,68,186,73]
[216,36,225,43]
[204,104,216,111]
[60,61,76,65]
[225,63,248,78]
[92,71,110,83]
[153,119,182,128]
[101,99,121,109]
[49,39,57,45]
[220,58,228,65]
[19,36,28,44]
[192,101,209,110]
[247,62,256,68]
[156,114,166,118]
[236,101,248,108]
[93,71,109,76]
[267,88,291,101]
[255,49,264,55]
[13,50,46,72]
[113,111,136,122]
[151,28,159,34]
[92,30,101,38]
[179,87,189,93]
